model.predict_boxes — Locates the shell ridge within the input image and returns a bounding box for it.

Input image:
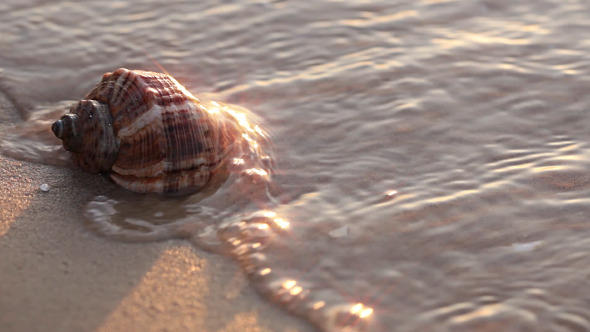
[117,103,163,138]
[113,120,165,176]
[110,69,130,107]
[112,70,137,110]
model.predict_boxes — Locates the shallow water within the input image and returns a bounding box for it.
[2,0,590,331]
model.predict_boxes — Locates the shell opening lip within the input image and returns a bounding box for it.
[51,120,63,139]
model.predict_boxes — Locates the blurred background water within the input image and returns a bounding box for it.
[2,0,590,331]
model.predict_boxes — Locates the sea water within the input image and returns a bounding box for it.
[2,0,590,331]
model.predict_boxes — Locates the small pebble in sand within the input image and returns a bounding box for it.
[385,190,397,198]
[39,183,50,192]
[329,225,348,238]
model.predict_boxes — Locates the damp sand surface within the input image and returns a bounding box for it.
[0,153,315,332]
[3,1,590,331]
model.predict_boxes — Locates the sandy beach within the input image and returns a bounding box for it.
[0,89,315,332]
[0,163,317,332]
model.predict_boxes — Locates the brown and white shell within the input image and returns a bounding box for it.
[51,68,245,194]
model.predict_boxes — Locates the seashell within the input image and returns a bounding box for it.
[51,68,251,194]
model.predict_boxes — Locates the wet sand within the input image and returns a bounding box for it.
[0,92,315,332]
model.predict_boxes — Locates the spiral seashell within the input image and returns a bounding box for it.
[51,68,249,194]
